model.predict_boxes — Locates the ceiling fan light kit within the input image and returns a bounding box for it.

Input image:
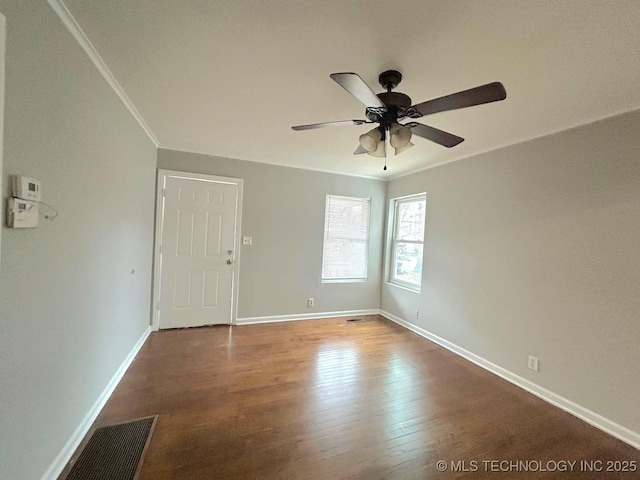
[359,128,382,152]
[292,70,507,170]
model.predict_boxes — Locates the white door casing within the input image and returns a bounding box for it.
[153,170,243,329]
[0,13,5,269]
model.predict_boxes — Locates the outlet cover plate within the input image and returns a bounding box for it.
[528,355,539,372]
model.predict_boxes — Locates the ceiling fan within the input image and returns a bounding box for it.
[291,70,506,168]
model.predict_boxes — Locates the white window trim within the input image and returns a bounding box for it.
[389,193,426,292]
[321,194,371,283]
[322,277,368,284]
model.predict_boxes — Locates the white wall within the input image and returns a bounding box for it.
[382,110,640,437]
[0,2,157,479]
[158,149,386,319]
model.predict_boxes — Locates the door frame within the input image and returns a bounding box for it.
[152,169,244,331]
[0,13,5,270]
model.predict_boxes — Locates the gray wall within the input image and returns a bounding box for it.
[158,149,386,318]
[0,2,157,479]
[0,13,4,264]
[382,110,640,435]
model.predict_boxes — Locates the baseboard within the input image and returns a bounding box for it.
[40,326,152,480]
[236,309,380,325]
[379,310,640,451]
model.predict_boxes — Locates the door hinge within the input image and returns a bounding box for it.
[162,187,166,197]
[159,244,162,254]
[157,301,161,311]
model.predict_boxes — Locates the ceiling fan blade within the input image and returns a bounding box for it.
[406,122,465,148]
[353,144,367,155]
[411,82,506,117]
[291,119,368,131]
[330,72,386,109]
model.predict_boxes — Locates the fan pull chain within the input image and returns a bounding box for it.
[383,137,388,171]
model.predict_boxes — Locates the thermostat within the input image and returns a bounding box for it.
[12,175,42,202]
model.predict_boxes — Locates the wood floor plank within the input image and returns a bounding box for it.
[82,315,640,480]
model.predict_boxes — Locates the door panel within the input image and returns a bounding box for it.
[159,175,239,328]
[203,271,220,307]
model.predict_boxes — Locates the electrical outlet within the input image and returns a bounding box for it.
[528,355,539,372]
[308,297,314,308]
[415,310,419,319]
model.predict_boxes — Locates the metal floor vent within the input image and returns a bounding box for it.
[346,318,365,323]
[64,416,157,480]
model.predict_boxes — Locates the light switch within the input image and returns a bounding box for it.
[242,236,253,245]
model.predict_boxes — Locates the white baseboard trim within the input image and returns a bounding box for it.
[40,326,152,480]
[379,310,640,451]
[236,309,380,325]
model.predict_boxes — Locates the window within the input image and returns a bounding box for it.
[390,194,426,290]
[322,195,370,282]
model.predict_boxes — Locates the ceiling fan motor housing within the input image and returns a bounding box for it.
[366,91,413,127]
[375,70,412,124]
[377,92,412,109]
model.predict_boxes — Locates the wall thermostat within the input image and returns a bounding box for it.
[7,197,39,228]
[12,175,42,202]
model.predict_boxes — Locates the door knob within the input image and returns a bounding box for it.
[227,259,235,265]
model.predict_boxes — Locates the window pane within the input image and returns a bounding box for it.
[322,239,367,279]
[394,241,423,285]
[325,197,369,240]
[322,196,370,280]
[390,194,426,289]
[396,199,425,241]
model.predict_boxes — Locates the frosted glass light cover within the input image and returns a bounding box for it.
[359,128,382,152]
[367,139,386,158]
[390,126,412,148]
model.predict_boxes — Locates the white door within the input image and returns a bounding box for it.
[157,171,242,329]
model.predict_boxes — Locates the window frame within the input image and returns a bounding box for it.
[389,193,426,292]
[321,194,371,283]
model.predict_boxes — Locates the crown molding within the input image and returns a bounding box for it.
[47,0,159,147]
[158,146,387,181]
[387,107,640,182]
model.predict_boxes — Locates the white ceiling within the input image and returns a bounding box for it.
[63,0,640,179]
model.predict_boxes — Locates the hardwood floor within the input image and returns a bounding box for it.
[83,315,639,479]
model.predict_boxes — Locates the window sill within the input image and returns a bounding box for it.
[387,281,421,293]
[322,278,367,284]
